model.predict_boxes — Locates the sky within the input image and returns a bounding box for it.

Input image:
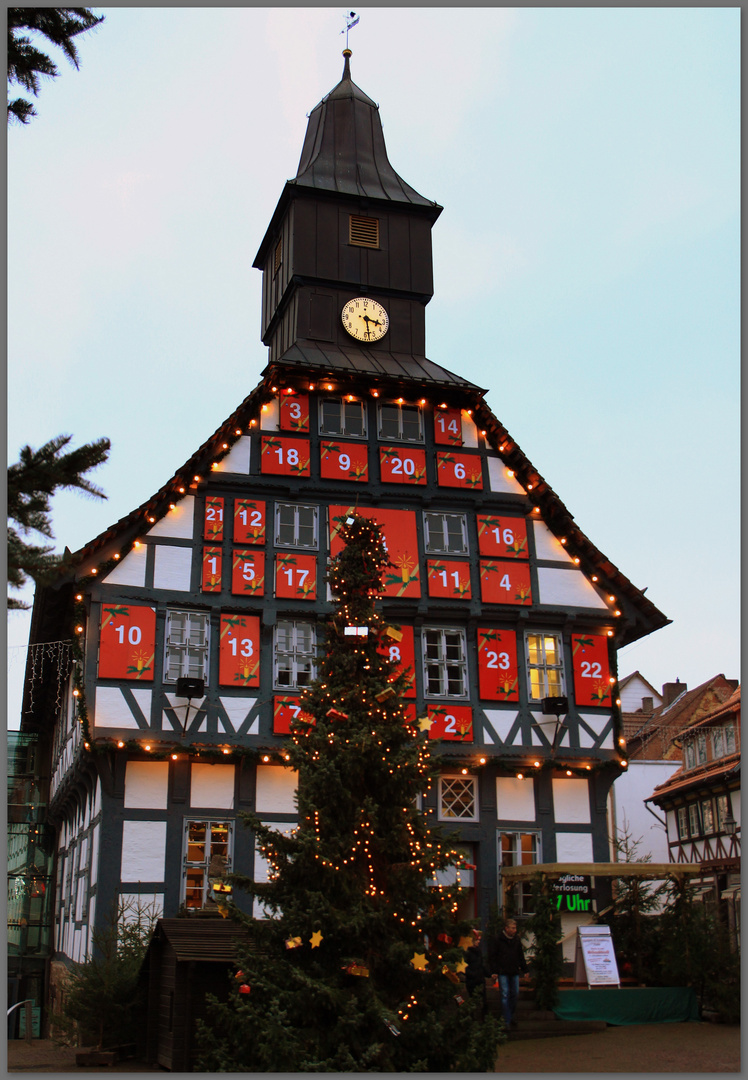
[7,7,740,728]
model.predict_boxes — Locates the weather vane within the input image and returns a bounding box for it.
[341,10,359,49]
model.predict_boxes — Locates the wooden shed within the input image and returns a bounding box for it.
[141,916,252,1072]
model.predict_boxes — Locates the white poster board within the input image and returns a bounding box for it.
[574,926,620,988]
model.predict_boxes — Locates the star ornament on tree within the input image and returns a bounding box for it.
[410,951,428,971]
[310,930,323,948]
[417,714,433,733]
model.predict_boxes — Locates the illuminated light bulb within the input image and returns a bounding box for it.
[372,390,379,397]
[271,386,278,392]
[586,764,592,770]
[608,595,616,602]
[533,760,541,768]
[396,397,404,404]
[481,430,486,436]
[527,483,533,490]
[194,475,201,482]
[113,553,120,560]
[90,568,98,575]
[262,755,270,763]
[516,772,524,780]
[566,769,572,776]
[467,409,473,416]
[75,594,83,601]
[573,557,580,564]
[222,748,230,755]
[235,429,242,436]
[533,506,540,513]
[261,404,268,412]
[616,698,621,706]
[250,419,256,427]
[308,383,315,390]
[211,463,218,470]
[419,398,426,406]
[326,383,334,391]
[178,487,185,494]
[169,503,176,511]
[615,610,621,617]
[72,689,80,697]
[75,627,84,635]
[609,677,616,685]
[172,754,178,760]
[479,757,486,765]
[439,402,447,409]
[134,541,141,548]
[148,517,155,524]
[84,742,90,750]
[117,741,124,748]
[506,469,514,478]
[144,744,151,752]
[591,575,598,582]
[461,768,468,775]
[607,630,614,637]
[560,538,567,545]
[618,737,626,746]
[620,759,628,768]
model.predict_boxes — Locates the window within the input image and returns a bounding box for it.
[696,733,707,764]
[498,831,541,915]
[701,799,715,834]
[274,237,282,275]
[526,633,565,701]
[319,396,366,438]
[349,214,380,248]
[274,621,316,689]
[274,503,318,549]
[423,512,468,555]
[378,402,424,443]
[688,803,701,838]
[164,610,209,683]
[716,794,730,831]
[439,775,478,821]
[684,740,696,770]
[724,724,736,754]
[423,628,468,698]
[182,820,232,909]
[677,806,689,840]
[712,727,725,759]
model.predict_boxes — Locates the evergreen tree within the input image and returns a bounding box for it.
[8,7,104,125]
[8,433,110,608]
[197,513,503,1071]
[525,873,564,1011]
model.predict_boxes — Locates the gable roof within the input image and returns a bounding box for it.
[647,750,740,803]
[619,671,661,700]
[626,675,736,747]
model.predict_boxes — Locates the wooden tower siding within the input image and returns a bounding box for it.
[21,53,670,993]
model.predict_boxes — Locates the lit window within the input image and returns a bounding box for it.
[275,503,318,549]
[439,775,477,821]
[525,632,565,701]
[182,820,232,909]
[423,512,468,555]
[274,621,316,690]
[378,401,424,443]
[498,831,541,915]
[164,611,209,684]
[319,396,366,438]
[423,628,468,698]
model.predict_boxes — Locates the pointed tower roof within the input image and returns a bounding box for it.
[291,50,438,208]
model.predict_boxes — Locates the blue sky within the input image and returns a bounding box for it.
[7,7,740,725]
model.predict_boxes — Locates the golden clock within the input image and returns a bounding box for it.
[341,297,389,343]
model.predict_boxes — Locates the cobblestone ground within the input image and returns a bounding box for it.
[494,1022,741,1073]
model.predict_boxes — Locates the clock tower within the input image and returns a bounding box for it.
[253,50,479,392]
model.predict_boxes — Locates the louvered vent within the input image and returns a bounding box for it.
[274,237,282,274]
[349,215,379,248]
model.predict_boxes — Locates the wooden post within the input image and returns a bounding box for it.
[24,1001,33,1044]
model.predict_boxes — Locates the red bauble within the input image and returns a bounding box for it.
[238,984,251,995]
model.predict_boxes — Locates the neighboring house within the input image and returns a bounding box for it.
[19,52,670,1024]
[626,676,738,762]
[647,687,741,947]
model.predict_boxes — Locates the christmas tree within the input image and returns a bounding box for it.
[196,513,503,1071]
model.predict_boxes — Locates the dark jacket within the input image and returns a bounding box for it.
[490,931,528,976]
[464,944,489,993]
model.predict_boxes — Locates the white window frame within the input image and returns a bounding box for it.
[274,503,318,549]
[423,512,469,555]
[712,727,725,759]
[438,775,478,822]
[181,818,233,910]
[377,401,424,443]
[688,803,701,838]
[684,740,696,770]
[422,627,468,699]
[701,799,715,834]
[696,732,707,764]
[318,396,367,439]
[716,794,730,831]
[525,632,565,702]
[498,830,542,915]
[677,806,689,840]
[273,620,317,690]
[164,610,210,684]
[724,724,736,754]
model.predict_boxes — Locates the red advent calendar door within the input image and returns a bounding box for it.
[477,515,528,559]
[219,615,260,687]
[427,560,472,600]
[231,550,265,597]
[261,436,311,477]
[377,626,416,697]
[233,499,265,544]
[427,705,473,742]
[202,548,222,593]
[379,447,427,485]
[436,452,483,490]
[434,407,463,446]
[479,561,532,605]
[320,441,368,482]
[204,496,224,541]
[477,629,519,701]
[572,634,612,707]
[275,553,317,600]
[273,695,314,734]
[279,392,309,432]
[329,506,421,598]
[99,604,156,680]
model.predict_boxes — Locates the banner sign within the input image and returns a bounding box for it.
[574,925,620,988]
[552,874,594,912]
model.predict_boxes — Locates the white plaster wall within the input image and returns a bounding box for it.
[214,436,251,475]
[536,566,609,609]
[555,832,594,862]
[119,892,164,922]
[255,765,299,813]
[619,675,662,712]
[94,686,141,729]
[190,763,235,809]
[124,761,169,809]
[552,778,591,823]
[153,545,192,591]
[260,398,280,430]
[486,456,526,494]
[90,823,99,887]
[577,713,615,750]
[147,496,195,539]
[102,544,147,587]
[531,521,575,563]
[460,411,479,448]
[609,760,680,862]
[120,820,167,882]
[496,776,536,821]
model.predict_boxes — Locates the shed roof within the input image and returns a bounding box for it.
[146,917,253,963]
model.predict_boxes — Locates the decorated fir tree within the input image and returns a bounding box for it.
[196,513,503,1071]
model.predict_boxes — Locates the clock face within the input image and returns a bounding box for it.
[341,298,389,343]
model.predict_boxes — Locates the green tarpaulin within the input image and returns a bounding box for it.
[553,988,699,1025]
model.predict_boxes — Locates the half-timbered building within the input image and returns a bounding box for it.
[21,52,670,1009]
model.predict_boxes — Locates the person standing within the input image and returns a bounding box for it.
[490,918,527,1028]
[464,929,489,1015]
